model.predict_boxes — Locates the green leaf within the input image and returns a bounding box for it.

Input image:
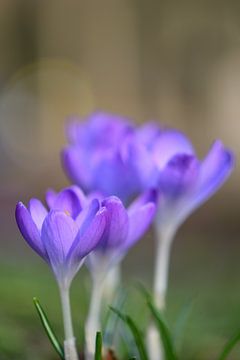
[110,306,148,360]
[173,299,194,349]
[135,282,152,302]
[218,329,240,360]
[94,331,102,360]
[147,300,177,360]
[136,283,177,359]
[33,297,64,360]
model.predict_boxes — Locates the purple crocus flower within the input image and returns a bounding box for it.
[129,126,234,311]
[62,112,143,204]
[133,127,235,233]
[15,185,107,287]
[88,189,157,275]
[135,127,235,360]
[16,185,108,357]
[85,190,156,357]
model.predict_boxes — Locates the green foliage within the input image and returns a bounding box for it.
[2,261,240,359]
[146,300,178,360]
[217,329,240,360]
[136,283,177,360]
[33,297,64,360]
[110,306,149,360]
[94,332,102,360]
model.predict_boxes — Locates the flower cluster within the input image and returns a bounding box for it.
[16,186,156,288]
[15,111,234,360]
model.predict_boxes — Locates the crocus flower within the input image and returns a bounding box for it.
[128,126,234,305]
[62,111,143,204]
[85,190,156,357]
[15,185,106,288]
[134,128,235,360]
[135,124,234,236]
[15,185,107,360]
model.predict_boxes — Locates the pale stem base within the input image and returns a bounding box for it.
[153,226,173,309]
[85,276,105,360]
[147,223,175,360]
[64,338,79,360]
[147,323,163,360]
[103,264,121,302]
[59,285,79,360]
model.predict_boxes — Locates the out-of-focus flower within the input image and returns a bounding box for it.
[138,127,235,360]
[15,185,107,288]
[62,112,144,204]
[63,113,234,230]
[132,127,235,234]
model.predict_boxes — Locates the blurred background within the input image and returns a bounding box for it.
[0,1,240,359]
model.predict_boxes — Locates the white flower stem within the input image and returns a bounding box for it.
[147,223,175,360]
[103,264,121,302]
[153,225,174,310]
[59,285,79,360]
[85,275,105,360]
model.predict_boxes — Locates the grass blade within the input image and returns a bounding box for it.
[94,331,102,360]
[33,297,64,360]
[110,306,148,360]
[147,300,177,360]
[173,300,194,349]
[218,329,240,360]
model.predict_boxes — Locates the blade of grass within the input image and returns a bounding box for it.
[94,332,102,360]
[135,282,152,302]
[147,300,177,360]
[173,300,194,349]
[136,283,177,359]
[33,297,64,360]
[110,306,148,360]
[218,329,240,360]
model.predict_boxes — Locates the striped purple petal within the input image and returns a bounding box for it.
[15,202,47,259]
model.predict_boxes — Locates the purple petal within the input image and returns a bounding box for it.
[66,111,133,149]
[92,153,139,203]
[153,130,195,169]
[100,196,129,250]
[122,137,159,189]
[125,202,156,251]
[87,111,133,150]
[67,207,107,262]
[28,198,48,230]
[86,191,104,203]
[158,141,235,230]
[75,198,100,235]
[45,189,58,209]
[159,155,199,198]
[128,190,158,215]
[62,146,92,190]
[49,187,84,219]
[193,140,235,207]
[15,202,47,259]
[136,122,161,147]
[41,211,78,278]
